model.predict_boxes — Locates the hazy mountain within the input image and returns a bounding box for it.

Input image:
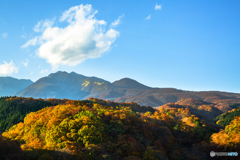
[18,71,113,100]
[15,71,240,112]
[17,71,150,100]
[0,77,33,97]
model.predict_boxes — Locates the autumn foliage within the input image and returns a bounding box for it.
[0,97,240,159]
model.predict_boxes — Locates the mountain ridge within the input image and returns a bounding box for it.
[1,71,240,112]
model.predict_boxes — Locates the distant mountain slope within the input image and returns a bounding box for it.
[0,77,33,97]
[17,71,240,112]
[114,90,240,112]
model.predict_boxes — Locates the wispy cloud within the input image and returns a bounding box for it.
[33,18,55,32]
[2,32,8,38]
[155,4,162,10]
[22,59,29,67]
[0,61,19,76]
[22,4,119,69]
[21,34,27,39]
[111,14,124,27]
[21,37,38,48]
[145,15,151,20]
[40,69,48,74]
[30,72,34,75]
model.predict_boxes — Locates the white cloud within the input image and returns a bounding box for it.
[145,15,151,20]
[111,14,124,27]
[22,59,29,67]
[30,72,34,75]
[38,65,41,68]
[155,4,162,10]
[2,32,8,38]
[40,69,48,74]
[0,61,19,76]
[22,4,119,69]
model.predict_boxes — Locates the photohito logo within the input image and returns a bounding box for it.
[210,151,238,157]
[210,151,215,157]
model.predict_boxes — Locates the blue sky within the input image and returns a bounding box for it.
[0,0,239,93]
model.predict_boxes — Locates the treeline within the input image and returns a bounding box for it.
[0,97,155,132]
[88,97,156,113]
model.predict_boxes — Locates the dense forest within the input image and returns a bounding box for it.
[0,97,239,159]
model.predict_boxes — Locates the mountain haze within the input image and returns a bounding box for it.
[0,77,33,97]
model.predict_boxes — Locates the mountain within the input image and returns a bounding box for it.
[18,71,113,100]
[18,71,151,100]
[0,77,33,97]
[17,71,240,112]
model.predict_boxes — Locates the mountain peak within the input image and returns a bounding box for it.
[70,71,86,78]
[48,71,68,77]
[112,78,151,90]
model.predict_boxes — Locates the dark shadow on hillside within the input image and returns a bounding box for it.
[168,122,239,160]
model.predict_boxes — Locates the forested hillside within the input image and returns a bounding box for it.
[1,97,239,159]
[0,97,70,131]
[0,97,154,132]
[213,103,240,126]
